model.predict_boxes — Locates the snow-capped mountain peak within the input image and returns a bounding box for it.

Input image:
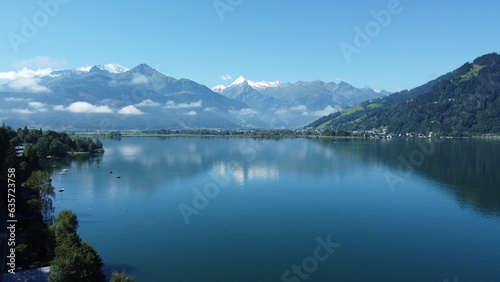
[76,63,129,74]
[230,76,248,86]
[220,76,281,91]
[248,80,281,91]
[100,63,129,73]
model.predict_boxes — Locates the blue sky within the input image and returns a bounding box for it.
[1,0,499,92]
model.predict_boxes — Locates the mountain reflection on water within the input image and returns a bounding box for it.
[51,137,499,217]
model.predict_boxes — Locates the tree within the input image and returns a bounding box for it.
[51,210,79,242]
[336,129,350,136]
[18,218,55,267]
[49,211,106,282]
[95,138,103,148]
[36,136,52,157]
[112,271,135,282]
[26,171,55,224]
[49,241,105,282]
[49,139,67,157]
[24,128,40,143]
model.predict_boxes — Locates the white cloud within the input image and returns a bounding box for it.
[7,77,51,93]
[0,57,66,83]
[275,109,288,115]
[221,74,232,81]
[13,56,66,69]
[131,74,149,84]
[231,108,259,116]
[28,101,46,109]
[53,105,65,111]
[289,105,308,112]
[185,111,197,116]
[27,101,48,112]
[4,97,32,102]
[66,102,113,113]
[313,105,337,117]
[118,105,144,115]
[12,108,34,114]
[76,66,92,72]
[0,68,54,83]
[203,107,217,111]
[135,99,160,107]
[164,100,202,109]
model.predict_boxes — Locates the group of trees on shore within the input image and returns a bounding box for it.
[12,126,103,158]
[99,128,357,138]
[0,124,132,281]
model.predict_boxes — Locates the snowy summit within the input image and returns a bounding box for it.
[76,63,129,74]
[212,76,281,93]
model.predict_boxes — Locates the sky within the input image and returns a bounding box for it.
[1,0,499,92]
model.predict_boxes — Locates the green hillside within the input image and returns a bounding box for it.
[308,53,500,134]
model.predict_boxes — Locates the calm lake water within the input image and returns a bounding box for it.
[51,137,500,281]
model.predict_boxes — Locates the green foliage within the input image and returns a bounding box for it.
[321,129,351,136]
[51,210,79,243]
[112,271,135,282]
[49,210,106,282]
[15,244,30,269]
[27,129,100,157]
[19,219,55,267]
[24,128,43,143]
[49,241,106,282]
[308,52,500,134]
[108,131,122,139]
[74,137,102,152]
[461,64,485,81]
[0,125,105,273]
[26,171,55,224]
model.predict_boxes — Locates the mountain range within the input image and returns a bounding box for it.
[212,76,389,127]
[308,52,500,134]
[0,64,388,130]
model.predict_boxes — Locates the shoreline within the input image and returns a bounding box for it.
[71,132,500,140]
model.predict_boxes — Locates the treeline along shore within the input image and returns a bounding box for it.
[71,128,500,140]
[0,124,134,281]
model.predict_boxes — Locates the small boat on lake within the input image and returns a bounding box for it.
[58,188,65,192]
[116,176,121,179]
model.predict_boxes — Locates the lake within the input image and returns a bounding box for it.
[51,137,500,281]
